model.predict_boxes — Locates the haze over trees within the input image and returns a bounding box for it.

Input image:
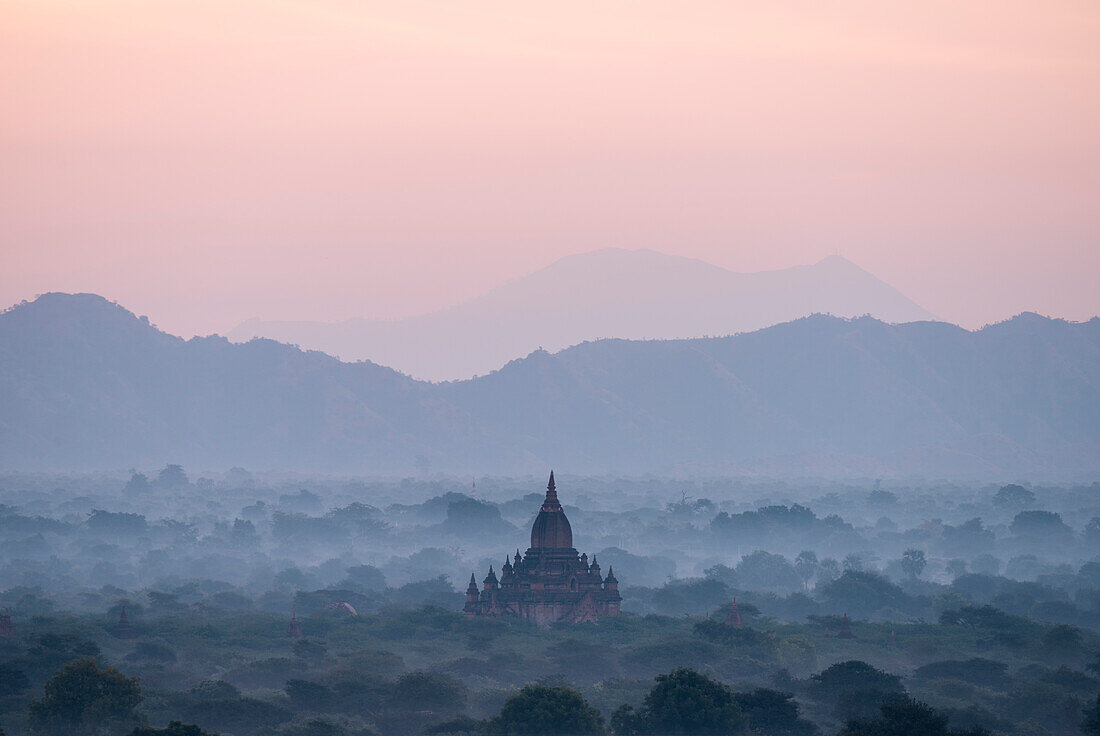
[1,470,1099,735]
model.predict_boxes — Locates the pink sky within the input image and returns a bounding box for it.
[2,0,1098,337]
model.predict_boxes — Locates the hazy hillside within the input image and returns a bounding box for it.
[227,249,937,381]
[2,293,1097,479]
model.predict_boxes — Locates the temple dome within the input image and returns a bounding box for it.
[530,471,573,550]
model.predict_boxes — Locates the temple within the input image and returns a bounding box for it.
[464,471,621,624]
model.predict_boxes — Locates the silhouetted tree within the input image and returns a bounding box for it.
[795,551,819,590]
[838,697,990,736]
[900,549,926,580]
[123,473,151,495]
[28,659,143,735]
[156,464,189,490]
[612,668,746,735]
[993,484,1035,508]
[486,685,603,735]
[1041,624,1082,657]
[733,688,818,736]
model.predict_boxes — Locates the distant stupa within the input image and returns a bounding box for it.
[0,609,12,637]
[114,608,137,639]
[837,613,855,639]
[725,599,744,628]
[286,612,302,638]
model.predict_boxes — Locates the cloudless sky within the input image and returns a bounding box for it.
[2,0,1098,336]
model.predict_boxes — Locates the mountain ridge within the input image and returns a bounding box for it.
[2,293,1097,479]
[226,249,937,381]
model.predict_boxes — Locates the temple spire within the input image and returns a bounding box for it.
[541,470,561,511]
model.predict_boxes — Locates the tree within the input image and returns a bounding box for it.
[28,659,143,735]
[612,668,746,735]
[390,672,467,713]
[156,464,189,490]
[733,688,818,736]
[486,685,604,735]
[795,551,819,591]
[838,697,990,736]
[292,639,327,662]
[1010,510,1071,538]
[817,558,841,583]
[900,549,926,580]
[122,473,151,495]
[809,661,904,703]
[993,484,1035,508]
[946,559,967,579]
[1082,695,1100,736]
[0,662,29,696]
[1085,517,1100,546]
[736,551,802,594]
[1041,624,1082,657]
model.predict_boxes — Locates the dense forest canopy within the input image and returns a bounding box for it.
[1,471,1098,735]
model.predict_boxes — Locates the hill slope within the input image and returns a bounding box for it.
[227,249,936,381]
[2,294,1097,479]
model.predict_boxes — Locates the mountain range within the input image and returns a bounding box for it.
[2,293,1097,479]
[227,249,937,381]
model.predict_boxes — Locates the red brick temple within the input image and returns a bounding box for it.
[464,472,622,624]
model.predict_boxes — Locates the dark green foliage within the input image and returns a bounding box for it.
[732,688,818,736]
[423,715,485,735]
[1010,510,1072,538]
[620,638,723,676]
[652,578,733,616]
[1083,695,1100,736]
[278,719,350,736]
[294,638,328,661]
[126,641,178,664]
[389,576,463,609]
[1041,624,1082,656]
[172,695,291,734]
[389,672,467,713]
[993,484,1035,508]
[343,564,387,591]
[27,659,143,735]
[0,660,30,696]
[286,679,334,710]
[937,605,1034,635]
[485,685,604,736]
[900,549,926,580]
[816,572,913,619]
[809,661,904,703]
[837,697,990,736]
[156,465,189,490]
[735,551,802,595]
[912,659,1009,688]
[129,722,213,736]
[612,668,746,735]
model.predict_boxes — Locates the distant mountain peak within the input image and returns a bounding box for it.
[225,248,936,380]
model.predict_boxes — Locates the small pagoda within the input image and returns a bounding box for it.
[286,612,302,638]
[725,599,744,628]
[114,608,137,639]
